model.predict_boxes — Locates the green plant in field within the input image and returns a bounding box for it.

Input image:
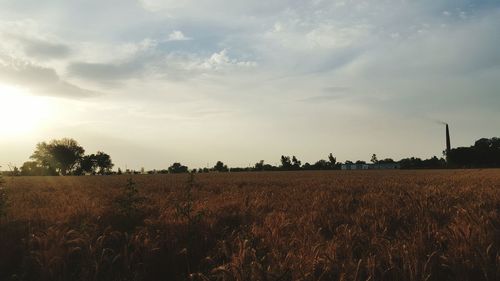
[175,173,205,229]
[114,178,144,220]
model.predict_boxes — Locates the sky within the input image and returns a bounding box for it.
[0,0,499,170]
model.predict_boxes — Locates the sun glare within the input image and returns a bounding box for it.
[0,84,52,137]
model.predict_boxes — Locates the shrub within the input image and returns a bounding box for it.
[112,178,145,230]
[174,173,205,230]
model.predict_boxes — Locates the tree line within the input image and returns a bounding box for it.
[4,136,500,176]
[12,138,113,176]
[447,137,500,168]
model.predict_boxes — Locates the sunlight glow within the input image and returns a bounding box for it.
[0,84,52,137]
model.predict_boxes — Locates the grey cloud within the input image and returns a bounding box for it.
[0,58,98,98]
[21,38,71,59]
[2,32,71,60]
[67,61,144,81]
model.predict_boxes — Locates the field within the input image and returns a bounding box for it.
[0,170,499,281]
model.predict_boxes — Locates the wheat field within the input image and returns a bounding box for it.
[0,170,499,281]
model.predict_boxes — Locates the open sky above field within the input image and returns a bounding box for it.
[1,0,500,170]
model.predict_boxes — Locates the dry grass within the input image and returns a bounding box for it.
[0,170,499,281]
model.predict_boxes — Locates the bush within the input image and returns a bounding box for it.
[175,173,205,230]
[112,178,145,230]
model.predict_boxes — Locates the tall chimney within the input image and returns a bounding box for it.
[446,123,451,156]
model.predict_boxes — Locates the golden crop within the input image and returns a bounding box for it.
[0,170,499,281]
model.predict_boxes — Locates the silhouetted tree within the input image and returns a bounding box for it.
[312,159,329,170]
[302,163,311,170]
[254,160,265,171]
[213,161,229,172]
[279,155,302,170]
[25,138,114,176]
[491,137,500,149]
[448,137,500,168]
[328,153,337,168]
[371,154,378,164]
[229,167,252,172]
[378,158,395,164]
[399,157,446,169]
[280,156,292,170]
[94,151,114,175]
[30,138,85,175]
[291,156,301,170]
[168,163,189,173]
[20,161,57,176]
[78,155,97,175]
[474,138,491,150]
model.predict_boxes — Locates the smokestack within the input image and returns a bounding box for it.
[446,123,451,156]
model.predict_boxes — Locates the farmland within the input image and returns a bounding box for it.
[0,170,499,281]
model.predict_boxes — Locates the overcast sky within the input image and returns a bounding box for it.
[0,0,499,170]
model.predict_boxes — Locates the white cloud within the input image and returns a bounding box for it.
[166,30,191,41]
[199,49,257,70]
[305,24,371,50]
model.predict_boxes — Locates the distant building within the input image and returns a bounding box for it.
[341,163,400,170]
[341,163,369,170]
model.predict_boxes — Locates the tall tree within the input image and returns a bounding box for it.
[291,156,301,170]
[328,153,337,168]
[213,161,229,172]
[280,156,292,170]
[95,151,114,175]
[168,163,189,173]
[31,138,85,175]
[20,161,57,176]
[254,160,265,171]
[78,155,98,175]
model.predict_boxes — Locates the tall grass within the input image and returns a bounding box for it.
[0,173,7,222]
[0,170,499,281]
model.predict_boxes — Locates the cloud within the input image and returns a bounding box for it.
[298,87,350,103]
[66,38,159,83]
[265,21,371,51]
[199,49,257,70]
[342,10,500,79]
[67,61,144,82]
[7,35,71,60]
[166,31,191,41]
[0,57,98,98]
[22,39,71,60]
[0,20,71,61]
[67,46,257,84]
